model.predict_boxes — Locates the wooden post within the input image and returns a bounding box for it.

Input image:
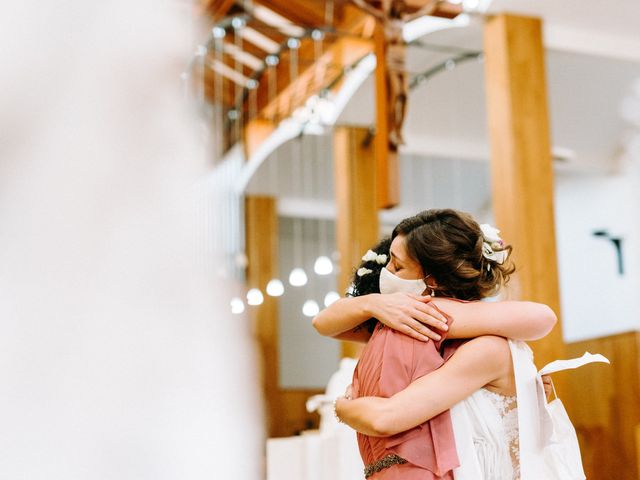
[245,195,283,437]
[484,14,566,370]
[374,24,400,210]
[333,126,380,358]
[246,196,323,437]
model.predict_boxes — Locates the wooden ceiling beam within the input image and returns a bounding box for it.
[199,0,236,20]
[254,0,330,27]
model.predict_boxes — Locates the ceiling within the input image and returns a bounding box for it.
[219,0,640,212]
[337,15,640,172]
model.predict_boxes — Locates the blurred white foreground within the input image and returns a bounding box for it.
[0,1,262,479]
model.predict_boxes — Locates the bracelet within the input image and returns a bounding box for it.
[333,398,343,424]
[333,394,352,424]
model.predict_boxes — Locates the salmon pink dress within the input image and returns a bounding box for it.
[351,323,459,479]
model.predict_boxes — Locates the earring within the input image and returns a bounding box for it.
[425,274,436,297]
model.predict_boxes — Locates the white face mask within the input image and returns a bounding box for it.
[379,267,427,296]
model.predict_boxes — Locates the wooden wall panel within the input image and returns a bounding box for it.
[483,14,566,373]
[280,389,322,435]
[246,196,323,438]
[245,196,284,437]
[565,332,640,480]
[333,126,379,358]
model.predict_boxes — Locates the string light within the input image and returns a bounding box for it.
[287,38,301,49]
[324,291,340,307]
[289,267,308,287]
[314,255,333,275]
[302,300,320,317]
[212,26,226,39]
[230,297,245,314]
[265,54,279,66]
[231,17,246,30]
[246,288,264,306]
[266,279,285,297]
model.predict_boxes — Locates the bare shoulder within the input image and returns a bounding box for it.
[460,335,510,355]
[450,335,512,374]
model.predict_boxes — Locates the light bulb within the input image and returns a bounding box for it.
[230,297,245,314]
[212,26,226,39]
[287,38,301,49]
[231,17,246,29]
[314,256,333,275]
[246,288,264,306]
[266,279,284,297]
[324,291,340,307]
[302,300,320,317]
[265,55,279,66]
[289,268,308,287]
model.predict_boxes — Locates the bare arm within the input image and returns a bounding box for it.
[313,293,556,344]
[312,293,449,343]
[335,335,510,436]
[431,298,557,341]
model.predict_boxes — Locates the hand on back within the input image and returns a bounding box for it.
[368,292,449,342]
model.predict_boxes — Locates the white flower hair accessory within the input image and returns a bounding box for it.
[479,223,508,267]
[361,249,388,265]
[357,267,373,277]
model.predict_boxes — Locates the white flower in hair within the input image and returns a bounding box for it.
[480,224,503,244]
[357,267,373,277]
[480,224,507,265]
[361,250,378,262]
[361,249,388,265]
[375,254,387,264]
[482,243,508,265]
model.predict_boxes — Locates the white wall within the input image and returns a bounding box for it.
[555,170,640,341]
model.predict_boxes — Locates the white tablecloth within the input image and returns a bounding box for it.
[267,428,363,480]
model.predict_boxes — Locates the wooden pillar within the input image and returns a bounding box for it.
[246,196,322,437]
[245,195,283,437]
[484,14,566,371]
[333,126,380,358]
[373,24,400,209]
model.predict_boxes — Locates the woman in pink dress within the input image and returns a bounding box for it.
[313,209,557,479]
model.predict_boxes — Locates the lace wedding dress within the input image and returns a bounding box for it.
[449,387,520,480]
[449,339,588,480]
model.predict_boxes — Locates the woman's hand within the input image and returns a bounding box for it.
[344,384,353,400]
[542,374,554,402]
[368,293,449,342]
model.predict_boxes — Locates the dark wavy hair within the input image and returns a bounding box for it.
[392,209,515,300]
[346,236,392,333]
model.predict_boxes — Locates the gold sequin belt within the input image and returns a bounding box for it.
[364,454,408,478]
